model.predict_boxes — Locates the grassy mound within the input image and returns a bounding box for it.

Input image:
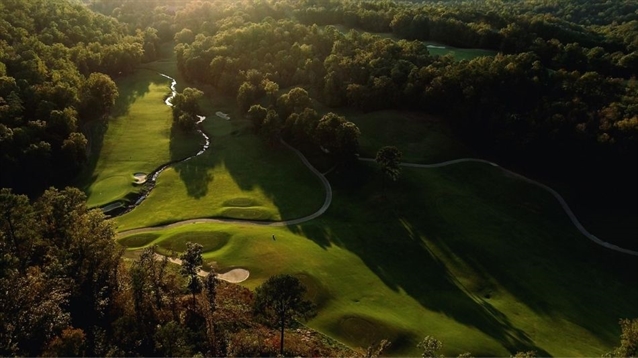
[223,197,258,207]
[157,231,231,253]
[119,233,160,248]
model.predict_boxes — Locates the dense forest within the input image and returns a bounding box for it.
[0,186,351,356]
[1,0,637,355]
[0,0,162,195]
[165,0,638,172]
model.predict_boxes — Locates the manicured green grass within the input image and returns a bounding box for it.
[78,68,201,208]
[423,41,497,61]
[82,47,323,229]
[118,160,638,356]
[118,232,160,248]
[113,115,324,231]
[348,110,473,163]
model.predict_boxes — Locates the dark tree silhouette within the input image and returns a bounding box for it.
[179,242,203,304]
[375,146,402,191]
[253,275,316,356]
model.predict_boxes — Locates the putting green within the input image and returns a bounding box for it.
[88,175,131,205]
[156,230,230,253]
[119,233,160,248]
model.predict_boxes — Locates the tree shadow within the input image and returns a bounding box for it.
[286,161,638,355]
[166,109,328,217]
[169,124,212,199]
[76,69,160,191]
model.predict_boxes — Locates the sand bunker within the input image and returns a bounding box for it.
[133,172,147,184]
[158,254,250,283]
[218,268,250,283]
[216,111,230,120]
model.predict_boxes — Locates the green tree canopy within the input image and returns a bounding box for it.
[253,274,316,355]
[375,146,402,183]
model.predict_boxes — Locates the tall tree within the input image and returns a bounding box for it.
[172,87,203,130]
[80,73,118,119]
[375,146,402,191]
[335,121,361,161]
[606,318,638,357]
[253,274,316,356]
[418,336,443,358]
[179,242,203,304]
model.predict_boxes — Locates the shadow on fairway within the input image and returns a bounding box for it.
[288,162,638,355]
[168,113,323,219]
[77,69,167,192]
[169,123,211,199]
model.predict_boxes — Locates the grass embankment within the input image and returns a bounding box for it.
[118,158,638,356]
[78,69,201,208]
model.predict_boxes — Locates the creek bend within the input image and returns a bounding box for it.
[101,73,210,216]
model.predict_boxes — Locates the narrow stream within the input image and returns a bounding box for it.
[104,73,210,216]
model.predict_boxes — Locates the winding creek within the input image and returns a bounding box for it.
[104,73,211,216]
[107,74,637,258]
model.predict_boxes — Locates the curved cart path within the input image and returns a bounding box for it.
[111,76,635,257]
[359,157,638,256]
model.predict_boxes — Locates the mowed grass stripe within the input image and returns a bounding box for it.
[80,69,201,207]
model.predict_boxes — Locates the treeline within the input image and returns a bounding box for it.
[0,0,165,196]
[0,187,351,357]
[168,0,636,170]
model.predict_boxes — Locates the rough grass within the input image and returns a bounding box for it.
[78,68,201,208]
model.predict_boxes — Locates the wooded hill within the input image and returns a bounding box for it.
[1,0,637,356]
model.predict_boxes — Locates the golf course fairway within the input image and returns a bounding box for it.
[79,69,201,208]
[117,159,638,356]
[91,54,636,356]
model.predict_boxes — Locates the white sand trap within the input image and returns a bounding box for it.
[158,254,250,283]
[216,111,230,120]
[218,268,250,283]
[133,172,147,184]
